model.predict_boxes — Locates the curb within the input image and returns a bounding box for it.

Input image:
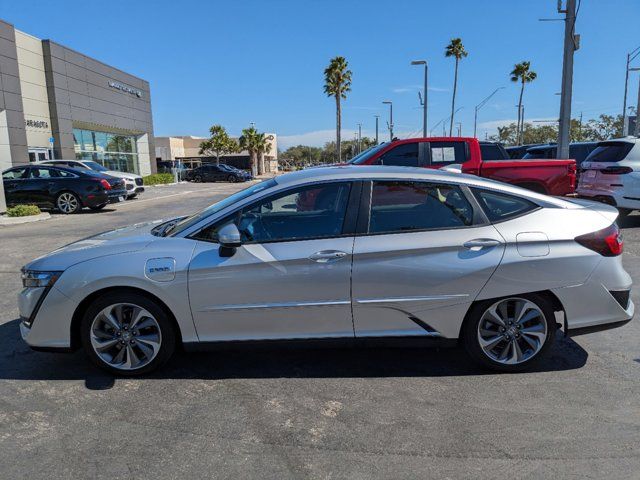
[0,212,51,226]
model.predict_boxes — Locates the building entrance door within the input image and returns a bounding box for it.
[28,148,50,162]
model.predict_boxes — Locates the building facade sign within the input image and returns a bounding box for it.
[108,81,142,98]
[25,119,49,129]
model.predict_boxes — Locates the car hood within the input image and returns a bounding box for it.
[24,219,167,271]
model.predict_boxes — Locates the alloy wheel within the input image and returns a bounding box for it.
[477,298,547,365]
[90,303,162,371]
[57,192,79,214]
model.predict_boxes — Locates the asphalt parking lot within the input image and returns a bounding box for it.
[1,181,640,479]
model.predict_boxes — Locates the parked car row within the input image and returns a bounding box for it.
[2,159,145,214]
[3,164,128,214]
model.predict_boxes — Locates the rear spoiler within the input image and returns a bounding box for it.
[560,197,619,223]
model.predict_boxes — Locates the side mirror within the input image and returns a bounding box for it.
[218,223,241,257]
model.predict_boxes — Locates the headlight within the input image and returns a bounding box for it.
[21,270,62,288]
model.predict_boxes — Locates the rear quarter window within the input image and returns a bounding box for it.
[585,142,634,163]
[472,188,538,222]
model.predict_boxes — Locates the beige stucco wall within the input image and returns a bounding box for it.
[155,134,278,160]
[15,30,52,151]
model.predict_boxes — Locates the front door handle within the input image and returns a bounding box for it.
[463,238,502,251]
[308,250,348,263]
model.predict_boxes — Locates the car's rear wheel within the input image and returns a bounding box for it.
[228,174,237,183]
[56,191,82,214]
[81,291,176,376]
[618,208,632,218]
[462,294,556,372]
[193,174,203,183]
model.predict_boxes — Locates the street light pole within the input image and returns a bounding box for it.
[473,87,504,138]
[374,115,379,144]
[383,101,393,141]
[357,123,362,154]
[411,60,428,137]
[623,47,640,135]
[557,0,578,159]
[636,76,640,137]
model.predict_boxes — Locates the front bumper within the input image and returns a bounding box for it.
[19,285,77,350]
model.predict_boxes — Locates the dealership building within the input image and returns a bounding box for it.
[0,19,155,175]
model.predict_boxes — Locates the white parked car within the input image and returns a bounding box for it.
[18,166,632,375]
[577,137,640,216]
[39,160,144,199]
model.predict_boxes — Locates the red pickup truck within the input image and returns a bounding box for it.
[348,137,577,196]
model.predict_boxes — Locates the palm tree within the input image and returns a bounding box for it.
[256,133,272,175]
[445,38,468,136]
[239,126,261,177]
[510,61,537,145]
[324,56,352,162]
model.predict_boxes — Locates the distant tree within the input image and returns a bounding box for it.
[510,61,537,145]
[445,38,468,136]
[324,56,352,162]
[238,126,261,177]
[199,124,238,165]
[585,114,624,140]
[280,145,323,168]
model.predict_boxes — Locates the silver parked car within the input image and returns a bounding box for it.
[18,166,633,375]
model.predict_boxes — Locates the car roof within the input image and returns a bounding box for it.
[272,165,572,207]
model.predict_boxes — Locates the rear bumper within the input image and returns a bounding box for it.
[552,256,634,333]
[107,189,128,203]
[81,191,109,208]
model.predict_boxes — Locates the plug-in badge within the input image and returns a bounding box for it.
[145,258,176,282]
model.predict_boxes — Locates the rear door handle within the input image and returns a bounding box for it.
[308,250,348,263]
[463,238,502,251]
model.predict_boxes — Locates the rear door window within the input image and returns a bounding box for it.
[2,167,28,180]
[376,143,419,167]
[585,142,634,163]
[368,181,474,233]
[428,141,467,166]
[472,189,538,222]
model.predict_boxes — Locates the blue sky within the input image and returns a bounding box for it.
[2,0,639,149]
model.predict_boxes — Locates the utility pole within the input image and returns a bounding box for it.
[374,115,379,144]
[357,123,362,154]
[383,101,393,141]
[623,47,640,136]
[411,60,428,137]
[474,87,504,138]
[557,0,579,159]
[456,122,462,137]
[636,76,640,137]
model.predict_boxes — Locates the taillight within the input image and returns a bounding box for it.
[575,223,623,257]
[600,166,633,175]
[99,179,111,190]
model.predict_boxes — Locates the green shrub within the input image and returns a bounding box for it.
[142,173,174,186]
[7,204,41,217]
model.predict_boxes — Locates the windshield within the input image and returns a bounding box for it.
[348,144,387,164]
[83,161,109,172]
[167,179,277,236]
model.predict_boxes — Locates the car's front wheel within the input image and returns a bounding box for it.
[462,294,556,372]
[81,291,176,376]
[228,174,237,183]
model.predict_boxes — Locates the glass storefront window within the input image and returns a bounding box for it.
[73,127,139,173]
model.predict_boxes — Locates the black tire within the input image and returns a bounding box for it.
[55,191,82,214]
[89,203,107,211]
[461,293,557,372]
[80,291,177,376]
[194,175,203,183]
[228,174,237,183]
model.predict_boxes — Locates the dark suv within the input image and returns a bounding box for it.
[187,164,252,183]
